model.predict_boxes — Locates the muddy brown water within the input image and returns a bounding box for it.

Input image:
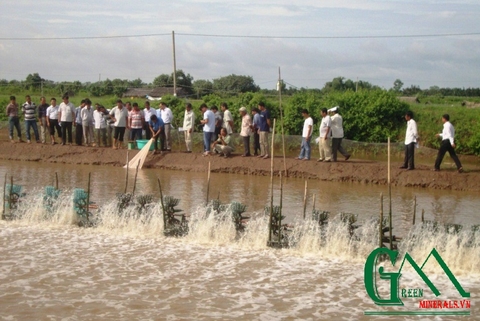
[0,161,479,320]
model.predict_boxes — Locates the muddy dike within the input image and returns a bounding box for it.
[0,141,479,192]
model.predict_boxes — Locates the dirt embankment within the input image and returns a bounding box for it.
[0,141,479,191]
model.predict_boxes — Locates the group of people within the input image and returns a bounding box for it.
[5,95,465,171]
[5,95,176,153]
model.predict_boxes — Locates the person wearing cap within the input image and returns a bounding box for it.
[434,114,463,173]
[330,107,351,162]
[318,108,332,162]
[183,103,195,153]
[251,108,261,155]
[58,94,76,145]
[239,106,252,156]
[297,109,313,160]
[200,103,215,156]
[158,102,173,151]
[109,99,129,149]
[212,128,234,158]
[400,111,418,170]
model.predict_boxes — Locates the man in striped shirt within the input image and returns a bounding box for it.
[129,102,144,142]
[22,95,40,143]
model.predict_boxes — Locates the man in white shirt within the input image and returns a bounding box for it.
[183,103,195,153]
[400,111,418,170]
[200,104,215,156]
[318,108,332,162]
[221,102,233,134]
[239,106,252,157]
[46,98,61,145]
[93,104,107,147]
[81,99,95,146]
[109,99,129,149]
[158,102,173,151]
[330,107,351,162]
[297,109,313,160]
[58,94,76,145]
[143,101,156,140]
[434,114,463,173]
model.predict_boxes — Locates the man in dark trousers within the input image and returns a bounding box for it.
[400,111,418,170]
[434,114,463,173]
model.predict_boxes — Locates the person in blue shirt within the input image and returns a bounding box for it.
[149,114,164,154]
[251,108,261,156]
[257,102,271,159]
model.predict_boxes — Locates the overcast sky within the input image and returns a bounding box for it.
[1,0,479,90]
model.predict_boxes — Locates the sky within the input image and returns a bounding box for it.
[0,0,479,90]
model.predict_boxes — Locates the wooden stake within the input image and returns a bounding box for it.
[278,67,287,177]
[380,193,384,249]
[124,151,129,194]
[132,159,140,196]
[388,137,393,250]
[2,173,6,219]
[268,119,276,243]
[421,209,425,223]
[412,195,417,225]
[9,176,13,212]
[157,178,166,229]
[55,172,59,190]
[206,161,211,205]
[86,172,91,221]
[279,171,283,245]
[312,194,316,212]
[303,180,308,219]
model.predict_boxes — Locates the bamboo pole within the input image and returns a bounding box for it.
[380,193,384,249]
[279,171,283,245]
[55,172,59,190]
[132,159,140,196]
[421,209,425,223]
[124,151,129,194]
[157,178,166,230]
[412,195,417,225]
[86,172,91,221]
[278,67,287,177]
[302,180,308,219]
[388,137,393,250]
[2,173,6,219]
[312,194,316,212]
[206,161,211,205]
[268,119,277,244]
[9,176,13,212]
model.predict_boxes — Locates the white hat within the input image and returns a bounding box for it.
[328,106,339,113]
[239,106,247,112]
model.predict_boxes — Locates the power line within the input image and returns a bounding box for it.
[0,33,171,41]
[1,31,479,41]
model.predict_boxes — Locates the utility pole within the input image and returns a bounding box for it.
[172,30,177,96]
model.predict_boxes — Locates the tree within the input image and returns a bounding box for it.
[393,79,404,93]
[212,74,259,94]
[193,79,213,98]
[25,73,44,90]
[153,74,170,87]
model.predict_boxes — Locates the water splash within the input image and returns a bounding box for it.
[1,190,478,275]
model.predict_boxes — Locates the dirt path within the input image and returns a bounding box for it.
[0,141,479,191]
